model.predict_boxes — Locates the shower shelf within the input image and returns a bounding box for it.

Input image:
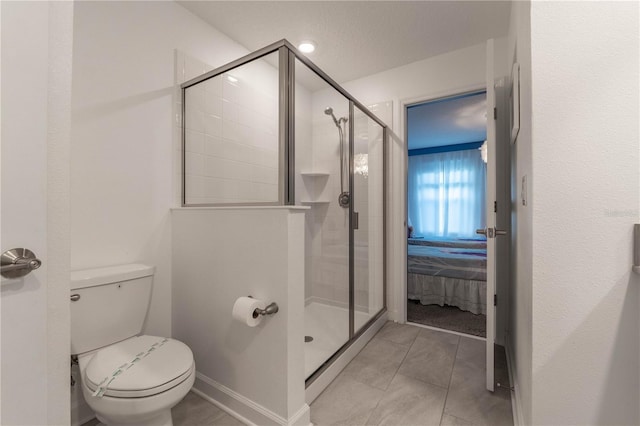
[300,173,330,206]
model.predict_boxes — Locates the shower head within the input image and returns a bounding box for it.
[324,106,345,127]
[324,106,339,127]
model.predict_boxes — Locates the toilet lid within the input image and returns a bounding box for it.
[85,335,194,398]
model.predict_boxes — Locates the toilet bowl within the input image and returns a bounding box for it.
[71,264,195,426]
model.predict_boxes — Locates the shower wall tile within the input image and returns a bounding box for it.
[185,174,204,198]
[185,108,205,133]
[206,96,223,117]
[204,135,224,156]
[222,100,239,122]
[178,50,280,205]
[204,114,222,137]
[204,77,222,97]
[185,130,205,154]
[313,283,334,303]
[185,152,204,176]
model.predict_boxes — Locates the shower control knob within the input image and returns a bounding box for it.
[338,192,350,208]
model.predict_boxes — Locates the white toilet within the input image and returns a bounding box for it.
[71,264,195,426]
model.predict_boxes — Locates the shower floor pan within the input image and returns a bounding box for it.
[304,301,374,379]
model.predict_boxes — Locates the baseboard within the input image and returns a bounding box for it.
[388,308,399,323]
[305,311,387,404]
[288,404,312,426]
[505,340,524,426]
[193,373,310,426]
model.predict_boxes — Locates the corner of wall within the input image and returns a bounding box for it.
[506,0,533,424]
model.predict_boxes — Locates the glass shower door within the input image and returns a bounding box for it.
[352,105,385,334]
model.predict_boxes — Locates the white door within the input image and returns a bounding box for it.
[1,2,71,423]
[480,38,501,392]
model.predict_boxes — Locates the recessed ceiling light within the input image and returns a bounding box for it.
[298,41,316,53]
[226,75,238,83]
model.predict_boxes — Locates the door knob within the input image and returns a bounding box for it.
[1,248,42,279]
[475,228,508,238]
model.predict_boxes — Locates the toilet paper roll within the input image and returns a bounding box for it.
[232,296,266,327]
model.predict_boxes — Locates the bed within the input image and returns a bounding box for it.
[407,237,487,315]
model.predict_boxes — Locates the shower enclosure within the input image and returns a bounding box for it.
[180,40,386,386]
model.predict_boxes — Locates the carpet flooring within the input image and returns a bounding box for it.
[407,300,486,338]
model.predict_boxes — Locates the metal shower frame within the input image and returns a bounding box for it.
[180,39,388,387]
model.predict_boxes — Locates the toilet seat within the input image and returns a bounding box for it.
[84,335,194,398]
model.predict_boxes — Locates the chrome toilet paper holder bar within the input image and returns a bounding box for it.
[253,302,279,318]
[248,296,279,318]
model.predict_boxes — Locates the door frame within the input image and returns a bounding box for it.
[396,83,487,325]
[0,2,73,423]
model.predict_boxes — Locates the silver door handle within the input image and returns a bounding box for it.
[476,228,508,238]
[1,248,42,279]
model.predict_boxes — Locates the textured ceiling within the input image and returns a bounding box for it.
[178,1,511,85]
[408,92,487,150]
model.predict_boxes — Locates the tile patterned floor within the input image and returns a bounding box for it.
[311,321,513,426]
[82,392,243,426]
[83,322,512,426]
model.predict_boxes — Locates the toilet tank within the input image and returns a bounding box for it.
[70,264,155,355]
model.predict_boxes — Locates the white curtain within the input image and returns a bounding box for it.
[408,149,486,238]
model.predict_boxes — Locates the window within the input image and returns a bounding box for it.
[408,148,486,238]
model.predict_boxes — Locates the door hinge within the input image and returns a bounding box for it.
[494,201,497,213]
[493,107,497,120]
[494,294,497,306]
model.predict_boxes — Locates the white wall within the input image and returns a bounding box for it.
[506,1,533,424]
[1,1,73,424]
[172,207,309,425]
[529,2,639,424]
[70,3,260,423]
[71,1,252,340]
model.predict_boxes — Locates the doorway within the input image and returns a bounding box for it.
[405,90,488,338]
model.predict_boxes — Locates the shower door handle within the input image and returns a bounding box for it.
[353,212,359,230]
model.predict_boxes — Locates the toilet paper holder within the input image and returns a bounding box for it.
[248,296,279,318]
[253,302,279,318]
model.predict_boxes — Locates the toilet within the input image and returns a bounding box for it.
[71,264,195,426]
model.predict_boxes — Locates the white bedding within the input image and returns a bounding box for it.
[407,272,487,315]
